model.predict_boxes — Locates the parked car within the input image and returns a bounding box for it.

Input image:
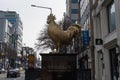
[7,68,20,78]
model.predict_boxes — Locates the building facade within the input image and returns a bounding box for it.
[0,19,12,44]
[21,47,35,68]
[0,11,23,57]
[66,0,79,23]
[0,19,13,69]
[0,11,23,68]
[77,0,94,70]
[79,0,120,80]
[65,0,80,53]
[92,0,120,80]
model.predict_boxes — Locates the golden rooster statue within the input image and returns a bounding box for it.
[47,14,81,53]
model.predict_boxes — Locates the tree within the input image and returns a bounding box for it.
[35,21,63,52]
[35,24,55,52]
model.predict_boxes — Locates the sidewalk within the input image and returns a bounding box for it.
[20,70,25,74]
[0,72,6,78]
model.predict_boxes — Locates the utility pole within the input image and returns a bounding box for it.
[89,0,95,80]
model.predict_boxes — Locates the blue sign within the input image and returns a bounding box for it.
[82,30,90,46]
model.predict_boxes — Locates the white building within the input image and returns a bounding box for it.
[0,19,12,44]
[92,0,120,80]
[65,0,80,53]
[0,19,13,68]
[0,11,23,56]
[66,0,79,23]
[78,0,92,69]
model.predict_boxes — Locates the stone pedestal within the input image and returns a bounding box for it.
[40,53,77,80]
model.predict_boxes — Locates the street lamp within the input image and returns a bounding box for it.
[31,5,52,14]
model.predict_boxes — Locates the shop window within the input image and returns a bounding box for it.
[71,19,76,23]
[107,1,116,33]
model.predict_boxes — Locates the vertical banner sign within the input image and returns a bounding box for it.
[82,30,90,47]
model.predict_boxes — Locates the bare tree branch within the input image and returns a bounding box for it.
[35,21,63,52]
[35,24,55,51]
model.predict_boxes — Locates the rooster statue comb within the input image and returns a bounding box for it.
[47,13,81,53]
[47,14,56,24]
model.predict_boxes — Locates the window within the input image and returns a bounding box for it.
[71,19,76,23]
[109,48,119,80]
[71,0,78,3]
[107,1,116,33]
[8,18,16,23]
[71,9,78,14]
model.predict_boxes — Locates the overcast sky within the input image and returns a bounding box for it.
[0,0,66,52]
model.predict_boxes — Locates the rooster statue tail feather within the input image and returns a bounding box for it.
[47,14,81,53]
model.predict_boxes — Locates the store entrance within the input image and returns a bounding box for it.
[109,47,119,80]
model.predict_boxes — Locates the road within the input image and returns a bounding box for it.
[0,71,25,80]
